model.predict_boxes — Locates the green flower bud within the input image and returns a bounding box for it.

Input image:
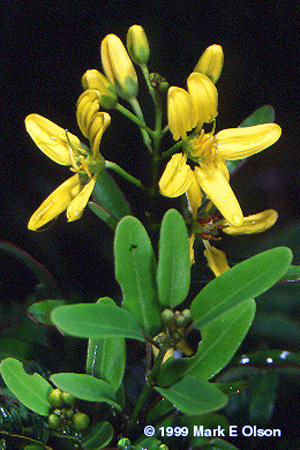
[127,25,150,65]
[182,309,193,326]
[161,309,174,325]
[61,391,76,406]
[48,413,61,429]
[48,389,63,408]
[72,412,90,430]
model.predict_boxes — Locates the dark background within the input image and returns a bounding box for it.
[2,0,300,294]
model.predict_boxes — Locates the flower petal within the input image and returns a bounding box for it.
[187,72,218,127]
[167,87,196,141]
[25,114,80,165]
[203,241,230,277]
[194,44,224,84]
[186,175,203,219]
[216,123,282,160]
[28,174,82,231]
[159,153,194,197]
[67,175,97,222]
[222,209,278,235]
[195,160,243,226]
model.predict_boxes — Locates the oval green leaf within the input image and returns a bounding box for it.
[114,216,161,336]
[50,373,121,410]
[88,201,118,230]
[155,375,228,415]
[92,170,131,220]
[82,421,114,450]
[157,209,190,308]
[240,105,275,127]
[27,299,66,325]
[0,358,52,416]
[191,247,292,329]
[51,299,144,341]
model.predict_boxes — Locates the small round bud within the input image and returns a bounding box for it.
[65,407,74,419]
[174,313,186,328]
[127,25,150,65]
[48,413,61,429]
[72,412,90,431]
[61,391,76,406]
[161,309,174,325]
[53,408,61,417]
[48,389,63,408]
[118,437,131,449]
[182,309,193,325]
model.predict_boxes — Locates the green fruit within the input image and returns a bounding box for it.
[48,388,63,408]
[48,413,61,429]
[161,309,174,325]
[72,412,90,430]
[61,391,75,406]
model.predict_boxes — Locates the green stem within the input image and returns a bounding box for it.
[128,345,168,429]
[114,103,155,137]
[129,97,153,151]
[140,63,156,103]
[105,161,149,192]
[160,140,183,160]
[151,92,164,186]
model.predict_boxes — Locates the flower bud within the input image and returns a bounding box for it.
[127,25,150,65]
[168,86,197,140]
[187,72,218,128]
[61,391,75,406]
[194,44,224,84]
[82,69,118,108]
[72,412,90,430]
[101,33,138,100]
[162,308,174,325]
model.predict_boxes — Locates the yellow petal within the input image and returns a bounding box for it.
[88,112,111,158]
[25,114,80,165]
[203,241,230,277]
[101,33,138,100]
[159,153,194,197]
[81,69,117,109]
[222,209,278,235]
[28,174,82,231]
[194,160,243,226]
[76,90,101,139]
[187,72,218,127]
[189,233,196,265]
[194,44,224,84]
[216,123,282,160]
[186,174,202,219]
[167,86,196,141]
[67,175,97,222]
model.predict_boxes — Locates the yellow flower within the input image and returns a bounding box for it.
[82,69,118,109]
[101,33,138,100]
[160,122,281,227]
[187,72,218,128]
[158,153,194,197]
[127,25,150,65]
[26,93,110,231]
[194,44,224,84]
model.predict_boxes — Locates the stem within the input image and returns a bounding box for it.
[160,140,183,160]
[140,63,156,104]
[151,92,164,186]
[128,345,168,429]
[129,97,153,152]
[114,102,155,137]
[105,161,149,192]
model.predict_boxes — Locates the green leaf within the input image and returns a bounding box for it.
[51,299,144,341]
[88,201,118,230]
[183,413,229,447]
[279,265,300,282]
[27,299,66,326]
[92,170,131,220]
[0,358,52,416]
[135,438,163,450]
[0,242,58,290]
[240,105,275,127]
[158,300,256,386]
[191,247,292,329]
[157,209,190,308]
[86,298,126,392]
[250,311,300,345]
[155,375,228,415]
[50,373,121,410]
[81,421,114,450]
[114,216,161,336]
[249,373,279,425]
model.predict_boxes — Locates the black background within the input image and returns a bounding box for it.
[2,0,300,294]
